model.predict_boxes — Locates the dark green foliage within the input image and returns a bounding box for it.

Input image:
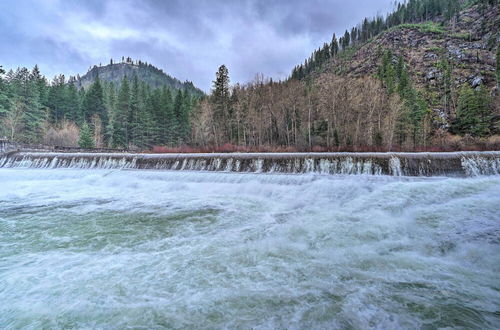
[105,74,196,149]
[496,46,500,88]
[112,76,130,148]
[77,59,204,97]
[128,75,141,144]
[379,50,396,94]
[78,122,94,148]
[7,67,46,142]
[47,75,67,122]
[452,84,493,137]
[0,65,10,118]
[211,65,231,133]
[379,51,430,146]
[66,82,82,123]
[82,75,107,132]
[0,61,201,148]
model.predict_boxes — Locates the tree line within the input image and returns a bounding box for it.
[193,57,496,150]
[0,64,199,149]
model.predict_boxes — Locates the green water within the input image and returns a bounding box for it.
[1,169,499,329]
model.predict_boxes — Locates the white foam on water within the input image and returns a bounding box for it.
[0,168,499,328]
[3,151,497,177]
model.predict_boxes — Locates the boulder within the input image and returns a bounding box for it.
[426,68,442,81]
[471,75,483,88]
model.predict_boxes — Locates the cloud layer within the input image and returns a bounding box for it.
[0,0,394,91]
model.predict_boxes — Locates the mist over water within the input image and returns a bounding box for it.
[1,169,499,329]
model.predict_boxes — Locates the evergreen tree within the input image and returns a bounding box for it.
[78,122,95,148]
[0,65,11,122]
[128,74,141,145]
[496,46,500,88]
[47,74,67,122]
[112,76,130,148]
[452,84,492,137]
[330,33,339,57]
[82,75,107,137]
[173,90,191,144]
[10,67,45,142]
[137,81,153,147]
[31,65,48,108]
[66,82,81,123]
[104,82,117,146]
[160,87,175,145]
[379,50,396,94]
[211,65,230,141]
[342,30,351,49]
[379,50,429,147]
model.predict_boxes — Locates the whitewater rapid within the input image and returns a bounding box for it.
[1,169,499,328]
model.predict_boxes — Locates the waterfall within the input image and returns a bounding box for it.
[1,151,499,177]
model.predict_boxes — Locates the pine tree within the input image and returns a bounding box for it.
[136,81,152,148]
[128,74,141,145]
[78,122,95,148]
[211,65,230,142]
[11,67,45,142]
[174,90,191,144]
[48,74,67,122]
[66,82,81,123]
[82,75,107,137]
[104,82,117,146]
[453,84,492,137]
[496,46,500,88]
[160,87,175,145]
[31,65,48,109]
[112,76,130,148]
[172,90,184,144]
[379,51,396,94]
[0,65,11,122]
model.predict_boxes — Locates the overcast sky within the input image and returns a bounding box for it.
[0,0,395,92]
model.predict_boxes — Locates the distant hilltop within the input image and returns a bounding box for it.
[74,57,204,96]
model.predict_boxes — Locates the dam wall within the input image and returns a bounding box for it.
[1,151,499,176]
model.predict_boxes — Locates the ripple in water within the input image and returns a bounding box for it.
[0,169,499,329]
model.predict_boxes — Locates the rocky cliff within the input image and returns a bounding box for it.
[319,2,499,128]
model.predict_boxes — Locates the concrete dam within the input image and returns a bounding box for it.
[1,150,499,176]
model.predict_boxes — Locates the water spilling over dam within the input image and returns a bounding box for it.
[1,150,499,328]
[1,151,500,176]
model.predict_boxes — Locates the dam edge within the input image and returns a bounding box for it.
[1,150,499,177]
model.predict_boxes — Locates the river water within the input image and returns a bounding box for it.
[1,168,499,329]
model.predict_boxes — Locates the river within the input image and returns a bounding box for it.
[1,168,499,328]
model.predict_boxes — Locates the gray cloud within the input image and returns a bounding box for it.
[0,0,394,91]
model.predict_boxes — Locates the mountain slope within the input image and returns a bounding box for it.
[75,60,204,96]
[191,0,499,151]
[307,1,498,121]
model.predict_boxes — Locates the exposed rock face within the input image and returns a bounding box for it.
[75,62,204,96]
[471,75,484,88]
[318,2,499,129]
[426,67,443,81]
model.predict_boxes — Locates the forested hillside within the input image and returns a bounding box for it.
[0,0,498,152]
[0,61,201,149]
[193,0,499,151]
[77,57,203,97]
